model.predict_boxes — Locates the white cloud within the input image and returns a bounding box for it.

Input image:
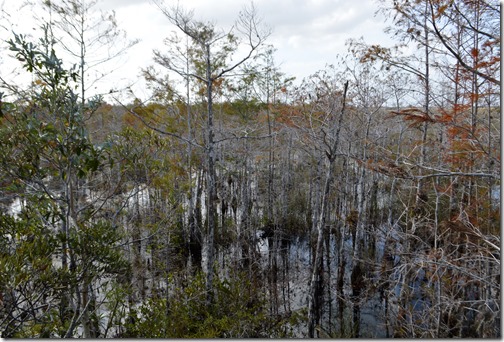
[1,0,396,101]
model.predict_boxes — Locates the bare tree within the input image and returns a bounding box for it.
[41,0,139,106]
[304,78,348,338]
[150,0,270,305]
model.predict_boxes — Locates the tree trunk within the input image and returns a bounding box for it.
[307,81,348,338]
[204,43,217,306]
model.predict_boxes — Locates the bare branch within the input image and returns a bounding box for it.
[112,96,203,149]
[428,1,499,85]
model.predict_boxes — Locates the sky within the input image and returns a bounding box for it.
[1,0,397,102]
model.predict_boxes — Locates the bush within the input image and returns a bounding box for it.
[122,270,278,338]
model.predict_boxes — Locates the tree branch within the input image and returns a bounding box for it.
[428,1,499,85]
[113,97,204,149]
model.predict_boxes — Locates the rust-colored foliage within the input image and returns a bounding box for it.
[388,107,435,127]
[272,103,300,128]
[439,219,481,245]
[358,44,391,64]
[357,158,411,179]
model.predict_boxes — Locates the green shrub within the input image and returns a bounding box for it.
[123,270,293,338]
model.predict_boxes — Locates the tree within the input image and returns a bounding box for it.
[350,0,500,337]
[0,28,128,337]
[146,1,270,305]
[236,46,294,226]
[40,0,139,104]
[293,69,349,337]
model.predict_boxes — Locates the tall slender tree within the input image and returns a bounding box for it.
[40,0,138,105]
[150,1,270,304]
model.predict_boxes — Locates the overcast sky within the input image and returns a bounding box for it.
[2,0,396,102]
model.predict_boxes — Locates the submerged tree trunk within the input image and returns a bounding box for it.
[307,81,348,338]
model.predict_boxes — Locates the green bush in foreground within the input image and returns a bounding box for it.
[122,270,303,338]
